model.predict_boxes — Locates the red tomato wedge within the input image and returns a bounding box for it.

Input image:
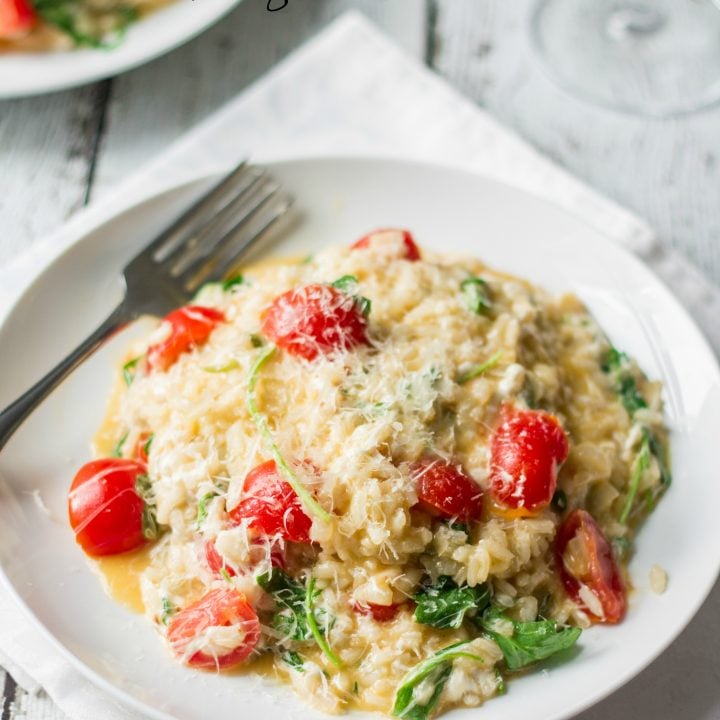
[167,588,260,669]
[489,406,569,515]
[260,284,369,361]
[68,458,151,557]
[0,0,35,38]
[351,228,421,261]
[229,460,313,543]
[205,540,237,578]
[555,509,626,624]
[146,305,225,371]
[412,457,484,522]
[353,601,404,622]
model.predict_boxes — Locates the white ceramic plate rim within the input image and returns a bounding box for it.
[0,0,241,98]
[1,156,719,720]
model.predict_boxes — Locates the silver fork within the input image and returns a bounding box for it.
[0,162,293,452]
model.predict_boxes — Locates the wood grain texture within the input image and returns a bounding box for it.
[432,0,720,285]
[0,82,108,266]
[92,0,428,198]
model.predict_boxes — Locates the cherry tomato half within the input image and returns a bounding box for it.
[68,458,150,557]
[489,406,569,515]
[412,457,484,522]
[352,601,404,622]
[0,0,35,38]
[351,228,421,261]
[229,460,313,543]
[260,284,369,361]
[146,305,225,371]
[555,509,626,624]
[167,588,260,669]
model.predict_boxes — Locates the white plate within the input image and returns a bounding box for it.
[1,157,719,720]
[0,0,241,98]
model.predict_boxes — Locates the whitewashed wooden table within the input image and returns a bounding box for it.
[1,1,719,719]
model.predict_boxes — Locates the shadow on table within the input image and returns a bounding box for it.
[575,576,720,719]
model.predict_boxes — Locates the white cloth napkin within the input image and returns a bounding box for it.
[1,11,719,720]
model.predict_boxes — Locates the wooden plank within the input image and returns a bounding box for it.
[432,0,720,286]
[0,82,108,265]
[92,0,428,198]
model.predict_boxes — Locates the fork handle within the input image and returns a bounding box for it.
[0,303,132,453]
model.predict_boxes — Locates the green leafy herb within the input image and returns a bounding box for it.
[196,491,218,528]
[306,577,343,668]
[246,345,331,522]
[646,430,672,488]
[160,598,176,625]
[122,356,142,386]
[617,376,648,416]
[392,641,484,719]
[202,359,240,373]
[34,0,138,48]
[414,576,490,630]
[257,568,313,641]
[143,433,154,457]
[611,536,632,561]
[220,568,233,583]
[477,607,581,671]
[282,650,304,671]
[331,275,372,317]
[601,346,628,373]
[551,489,567,512]
[250,333,264,348]
[456,351,503,385]
[135,474,161,541]
[460,277,492,315]
[112,432,128,458]
[619,435,651,524]
[222,275,245,291]
[494,668,506,696]
[448,521,468,534]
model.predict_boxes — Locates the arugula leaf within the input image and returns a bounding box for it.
[646,429,672,488]
[601,346,628,373]
[456,351,503,385]
[460,277,492,315]
[414,576,490,630]
[257,568,313,641]
[202,359,241,373]
[281,650,304,671]
[617,376,648,416]
[246,345,331,522]
[392,641,484,719]
[619,434,651,524]
[34,0,138,48]
[122,356,142,386]
[331,275,372,317]
[112,432,128,458]
[142,433,154,457]
[306,577,343,668]
[448,521,468,534]
[250,333,264,348]
[160,597,176,625]
[478,607,581,671]
[222,275,245,291]
[196,491,218,528]
[135,474,161,541]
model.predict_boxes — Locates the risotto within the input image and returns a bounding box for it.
[67,229,671,718]
[0,0,171,51]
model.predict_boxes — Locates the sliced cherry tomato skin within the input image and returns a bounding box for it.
[351,228,421,261]
[68,459,148,557]
[167,588,260,669]
[489,406,569,514]
[229,460,313,543]
[412,457,484,522]
[555,509,626,624]
[0,0,36,38]
[260,284,369,361]
[147,305,225,371]
[135,432,153,464]
[353,601,404,622]
[205,540,237,578]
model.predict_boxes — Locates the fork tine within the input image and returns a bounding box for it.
[182,191,294,293]
[169,173,277,277]
[140,160,255,263]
